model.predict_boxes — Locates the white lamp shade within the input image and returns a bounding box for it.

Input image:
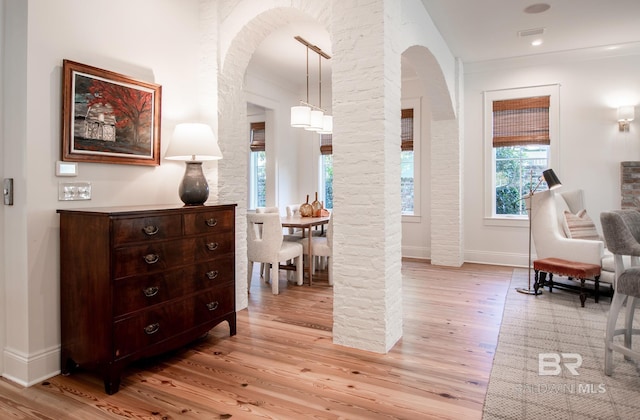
[291,105,311,127]
[165,123,222,161]
[305,109,324,131]
[317,115,333,134]
[618,106,635,122]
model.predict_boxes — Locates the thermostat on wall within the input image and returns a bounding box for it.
[56,161,78,177]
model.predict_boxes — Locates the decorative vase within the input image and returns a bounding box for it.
[311,192,322,217]
[300,195,313,217]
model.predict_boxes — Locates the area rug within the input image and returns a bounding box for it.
[482,269,640,419]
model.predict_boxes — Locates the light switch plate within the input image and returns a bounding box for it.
[3,178,13,205]
[56,161,78,177]
[58,181,91,201]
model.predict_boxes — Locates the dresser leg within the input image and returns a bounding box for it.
[227,314,237,336]
[61,352,78,376]
[104,370,122,395]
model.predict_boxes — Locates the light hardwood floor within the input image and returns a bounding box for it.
[0,260,513,419]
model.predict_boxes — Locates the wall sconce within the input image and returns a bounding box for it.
[618,106,635,132]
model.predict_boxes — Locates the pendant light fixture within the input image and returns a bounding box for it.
[316,52,333,134]
[305,52,324,131]
[290,36,332,134]
[290,45,311,127]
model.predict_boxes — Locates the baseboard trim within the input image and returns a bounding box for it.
[3,345,60,387]
[463,249,529,267]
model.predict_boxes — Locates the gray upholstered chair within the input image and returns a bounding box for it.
[247,212,303,295]
[599,210,640,376]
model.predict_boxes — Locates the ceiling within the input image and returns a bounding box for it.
[420,0,640,63]
[248,1,640,92]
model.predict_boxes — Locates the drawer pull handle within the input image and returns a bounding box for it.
[206,301,219,311]
[206,242,219,251]
[206,218,217,227]
[206,270,219,280]
[142,225,159,236]
[143,286,159,297]
[144,323,160,335]
[143,254,160,264]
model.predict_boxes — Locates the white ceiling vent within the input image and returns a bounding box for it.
[518,27,545,38]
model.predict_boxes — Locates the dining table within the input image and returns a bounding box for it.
[281,214,331,285]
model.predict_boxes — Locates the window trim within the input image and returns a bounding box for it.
[483,84,560,225]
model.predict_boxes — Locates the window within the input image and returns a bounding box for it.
[401,108,415,214]
[320,134,333,210]
[484,85,559,222]
[249,122,266,209]
[318,100,420,215]
[401,98,420,217]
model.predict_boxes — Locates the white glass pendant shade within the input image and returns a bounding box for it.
[291,105,311,127]
[317,115,333,134]
[305,109,324,131]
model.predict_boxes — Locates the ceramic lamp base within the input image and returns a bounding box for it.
[179,161,209,206]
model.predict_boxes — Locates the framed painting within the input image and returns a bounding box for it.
[62,59,162,166]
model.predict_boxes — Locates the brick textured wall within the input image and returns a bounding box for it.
[330,0,403,353]
[621,161,640,208]
[431,119,464,266]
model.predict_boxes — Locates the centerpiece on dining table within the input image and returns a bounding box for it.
[300,192,329,217]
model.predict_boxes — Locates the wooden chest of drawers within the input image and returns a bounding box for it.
[57,204,236,394]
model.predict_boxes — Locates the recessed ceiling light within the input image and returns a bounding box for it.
[531,39,543,46]
[524,3,551,14]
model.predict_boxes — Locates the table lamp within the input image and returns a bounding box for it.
[165,123,222,206]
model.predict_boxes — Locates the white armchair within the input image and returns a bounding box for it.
[529,189,614,286]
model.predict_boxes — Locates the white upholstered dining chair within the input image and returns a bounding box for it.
[255,206,281,277]
[285,204,323,239]
[247,212,304,294]
[299,213,333,285]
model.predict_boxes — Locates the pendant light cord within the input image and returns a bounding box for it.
[305,46,310,105]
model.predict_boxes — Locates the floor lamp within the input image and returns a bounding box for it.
[516,168,562,295]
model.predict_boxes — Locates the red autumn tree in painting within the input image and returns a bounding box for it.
[87,80,152,144]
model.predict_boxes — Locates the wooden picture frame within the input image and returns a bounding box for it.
[62,59,162,166]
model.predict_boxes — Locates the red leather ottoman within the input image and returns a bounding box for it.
[533,257,601,307]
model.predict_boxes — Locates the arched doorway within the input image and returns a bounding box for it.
[217,1,461,354]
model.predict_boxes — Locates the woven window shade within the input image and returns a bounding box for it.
[320,133,332,155]
[319,108,414,155]
[401,108,413,151]
[493,96,550,147]
[249,122,265,152]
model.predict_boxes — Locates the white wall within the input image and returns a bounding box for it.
[1,0,203,386]
[244,71,306,211]
[464,47,640,266]
[0,0,6,376]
